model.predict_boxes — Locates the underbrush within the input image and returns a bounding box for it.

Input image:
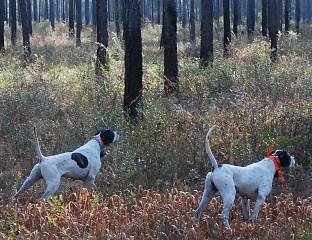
[0,21,311,207]
[1,188,312,239]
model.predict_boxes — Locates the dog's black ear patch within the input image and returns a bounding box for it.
[99,129,114,146]
[276,150,291,167]
[71,153,89,168]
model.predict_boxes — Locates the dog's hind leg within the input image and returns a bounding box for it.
[241,197,250,221]
[250,191,267,222]
[218,183,236,228]
[195,172,217,222]
[40,165,61,200]
[15,164,42,198]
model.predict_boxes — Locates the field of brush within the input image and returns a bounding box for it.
[0,21,311,238]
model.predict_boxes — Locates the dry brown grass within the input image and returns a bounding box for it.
[1,188,312,239]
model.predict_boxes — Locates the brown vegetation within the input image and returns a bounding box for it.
[0,22,311,238]
[1,188,312,239]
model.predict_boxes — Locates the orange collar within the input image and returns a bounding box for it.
[266,146,285,183]
[94,135,105,148]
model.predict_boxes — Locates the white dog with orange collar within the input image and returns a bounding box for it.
[195,126,295,227]
[15,127,120,200]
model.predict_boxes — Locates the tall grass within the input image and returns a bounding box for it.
[0,20,311,237]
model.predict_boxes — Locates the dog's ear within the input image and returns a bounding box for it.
[99,130,114,146]
[275,150,292,167]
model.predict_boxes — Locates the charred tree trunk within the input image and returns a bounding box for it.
[0,0,4,53]
[163,0,179,95]
[19,0,32,63]
[124,0,143,124]
[10,0,17,46]
[285,0,290,33]
[76,0,82,45]
[247,0,255,42]
[69,0,74,37]
[200,0,213,67]
[269,0,278,62]
[223,0,231,57]
[262,0,268,37]
[50,0,55,30]
[190,0,195,42]
[114,0,120,37]
[95,0,109,74]
[295,0,300,33]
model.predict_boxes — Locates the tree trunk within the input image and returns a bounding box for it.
[95,0,108,74]
[19,0,32,63]
[124,0,143,124]
[50,0,55,30]
[85,0,90,25]
[69,0,74,37]
[182,0,186,28]
[262,0,268,37]
[76,0,82,45]
[295,0,300,33]
[200,0,213,67]
[223,0,231,57]
[190,0,195,42]
[0,0,4,53]
[114,0,120,37]
[285,0,290,33]
[27,0,32,35]
[163,0,179,95]
[10,0,17,46]
[233,0,239,37]
[34,0,38,22]
[247,0,255,42]
[44,0,49,19]
[269,0,278,62]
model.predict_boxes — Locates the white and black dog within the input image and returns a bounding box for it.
[15,127,120,200]
[195,126,295,227]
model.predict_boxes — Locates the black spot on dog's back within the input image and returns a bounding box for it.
[71,153,88,168]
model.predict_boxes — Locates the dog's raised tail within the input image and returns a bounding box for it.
[206,126,219,170]
[34,126,45,162]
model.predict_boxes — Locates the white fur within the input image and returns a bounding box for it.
[15,129,119,200]
[195,126,295,227]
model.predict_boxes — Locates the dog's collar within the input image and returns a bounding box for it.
[266,146,285,183]
[93,135,106,156]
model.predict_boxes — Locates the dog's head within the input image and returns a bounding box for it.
[96,129,120,146]
[269,150,295,168]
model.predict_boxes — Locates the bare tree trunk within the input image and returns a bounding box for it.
[223,0,231,57]
[85,0,90,25]
[233,0,239,37]
[200,0,213,67]
[285,0,290,33]
[262,0,268,37]
[164,0,179,95]
[124,0,143,123]
[76,0,82,45]
[0,0,4,53]
[10,0,17,46]
[247,0,255,42]
[95,0,108,74]
[50,0,55,30]
[269,0,278,62]
[295,0,300,33]
[114,0,120,37]
[69,0,74,37]
[190,0,195,42]
[19,0,32,63]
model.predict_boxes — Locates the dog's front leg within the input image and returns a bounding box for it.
[250,192,266,222]
[241,197,250,222]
